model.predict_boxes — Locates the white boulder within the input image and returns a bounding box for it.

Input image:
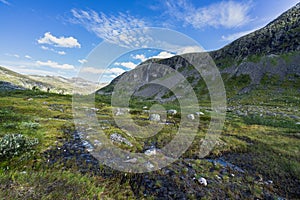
[198,177,207,186]
[149,113,161,122]
[187,114,195,120]
[167,109,177,115]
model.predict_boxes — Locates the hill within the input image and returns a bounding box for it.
[0,66,105,94]
[98,3,300,103]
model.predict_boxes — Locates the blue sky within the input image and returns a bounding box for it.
[0,0,299,81]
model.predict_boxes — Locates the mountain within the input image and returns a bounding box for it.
[0,66,52,91]
[98,3,300,102]
[0,66,106,94]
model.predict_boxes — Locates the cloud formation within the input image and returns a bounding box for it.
[221,27,262,42]
[164,0,252,29]
[132,54,147,62]
[81,67,125,76]
[71,9,150,48]
[114,61,136,69]
[109,67,126,75]
[36,60,75,70]
[78,59,87,64]
[38,32,81,48]
[0,0,10,5]
[150,51,175,59]
[40,45,67,55]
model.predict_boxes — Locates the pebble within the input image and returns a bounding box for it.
[198,177,207,186]
[187,114,195,120]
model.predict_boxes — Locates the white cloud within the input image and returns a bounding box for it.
[150,51,175,59]
[78,59,87,64]
[114,61,137,69]
[132,54,147,62]
[221,27,262,42]
[71,9,150,48]
[0,0,10,5]
[38,32,81,48]
[81,67,105,74]
[41,46,49,50]
[14,68,60,76]
[165,0,252,29]
[176,46,203,54]
[58,51,66,55]
[14,54,20,58]
[109,67,126,75]
[81,67,125,75]
[25,55,32,59]
[40,45,67,55]
[36,60,75,70]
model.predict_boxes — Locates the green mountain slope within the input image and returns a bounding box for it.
[98,3,300,103]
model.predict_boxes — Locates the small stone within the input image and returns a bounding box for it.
[167,109,177,115]
[195,111,204,116]
[144,148,158,156]
[187,114,195,120]
[124,157,137,163]
[198,177,207,186]
[115,108,129,116]
[145,161,154,170]
[149,114,161,122]
[110,133,133,147]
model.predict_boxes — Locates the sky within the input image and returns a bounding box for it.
[0,0,299,82]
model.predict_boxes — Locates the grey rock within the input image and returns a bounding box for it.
[115,108,129,116]
[195,111,204,116]
[149,114,161,122]
[124,157,137,163]
[110,133,133,147]
[167,109,177,115]
[144,148,159,156]
[187,114,195,120]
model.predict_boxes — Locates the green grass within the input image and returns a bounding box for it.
[0,170,106,199]
[0,87,299,199]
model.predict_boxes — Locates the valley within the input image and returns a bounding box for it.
[0,2,299,199]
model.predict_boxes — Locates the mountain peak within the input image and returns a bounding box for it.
[212,3,300,62]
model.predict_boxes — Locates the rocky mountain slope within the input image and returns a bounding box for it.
[0,66,106,94]
[211,2,300,62]
[98,3,300,102]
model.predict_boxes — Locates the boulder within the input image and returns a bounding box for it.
[144,148,158,156]
[110,133,133,147]
[167,109,177,115]
[195,111,204,116]
[115,108,129,116]
[198,177,207,186]
[187,114,195,120]
[149,114,161,122]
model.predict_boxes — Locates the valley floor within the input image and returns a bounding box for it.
[0,90,299,199]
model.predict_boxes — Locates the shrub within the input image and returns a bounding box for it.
[20,122,40,129]
[0,134,39,158]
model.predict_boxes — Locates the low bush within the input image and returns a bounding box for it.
[0,134,38,158]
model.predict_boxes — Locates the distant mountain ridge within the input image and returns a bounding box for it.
[0,66,105,94]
